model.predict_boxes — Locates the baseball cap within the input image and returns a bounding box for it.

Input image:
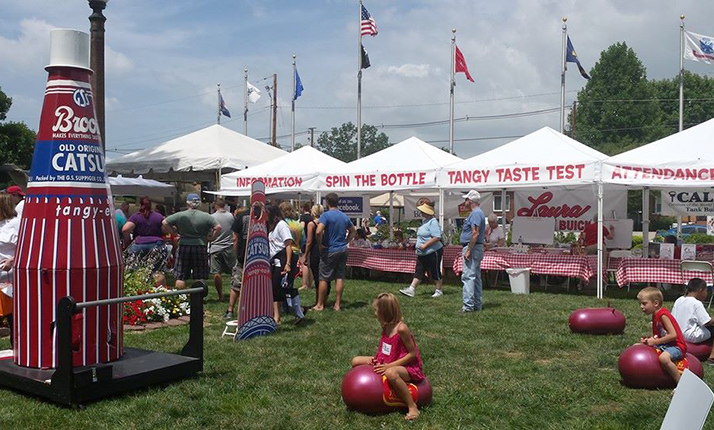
[462,190,481,202]
[6,185,25,196]
[186,193,200,202]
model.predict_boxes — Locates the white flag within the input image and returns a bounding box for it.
[247,81,262,103]
[684,30,714,64]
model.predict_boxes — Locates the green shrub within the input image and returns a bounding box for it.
[684,233,714,244]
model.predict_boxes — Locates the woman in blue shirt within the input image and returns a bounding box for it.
[399,202,444,298]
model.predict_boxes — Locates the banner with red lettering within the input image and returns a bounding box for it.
[513,189,626,231]
[319,170,436,192]
[439,163,598,189]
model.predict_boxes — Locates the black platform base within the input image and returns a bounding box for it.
[0,347,202,406]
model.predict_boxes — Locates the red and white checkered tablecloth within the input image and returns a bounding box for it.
[452,251,596,282]
[346,245,463,275]
[615,258,714,287]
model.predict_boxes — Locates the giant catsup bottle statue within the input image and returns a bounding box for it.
[13,29,123,369]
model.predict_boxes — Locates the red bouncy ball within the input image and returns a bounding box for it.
[341,364,432,413]
[618,344,704,389]
[569,308,626,335]
[685,341,713,362]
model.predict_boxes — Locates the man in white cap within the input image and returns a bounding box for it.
[460,190,486,312]
[163,193,221,292]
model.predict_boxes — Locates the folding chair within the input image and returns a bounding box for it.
[660,369,714,430]
[606,250,632,292]
[680,260,714,309]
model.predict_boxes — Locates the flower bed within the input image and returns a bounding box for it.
[123,246,189,327]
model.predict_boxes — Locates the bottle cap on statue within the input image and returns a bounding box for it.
[13,28,123,369]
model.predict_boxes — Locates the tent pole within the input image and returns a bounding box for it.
[597,182,603,299]
[438,188,445,234]
[643,187,650,258]
[677,215,683,239]
[389,191,394,240]
[501,188,507,232]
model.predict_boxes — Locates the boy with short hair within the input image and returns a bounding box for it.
[637,287,688,383]
[671,278,714,364]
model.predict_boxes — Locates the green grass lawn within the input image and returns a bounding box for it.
[0,277,712,430]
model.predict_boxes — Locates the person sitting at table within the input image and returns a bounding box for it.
[484,214,505,250]
[350,228,372,248]
[382,230,409,250]
[579,215,614,255]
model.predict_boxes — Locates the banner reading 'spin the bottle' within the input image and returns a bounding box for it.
[13,29,123,369]
[235,180,276,340]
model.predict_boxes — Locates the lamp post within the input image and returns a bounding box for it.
[88,0,108,153]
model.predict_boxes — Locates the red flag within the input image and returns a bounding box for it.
[455,45,474,82]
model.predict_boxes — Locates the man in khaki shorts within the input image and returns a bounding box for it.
[209,199,236,301]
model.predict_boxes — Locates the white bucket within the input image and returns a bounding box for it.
[506,268,530,294]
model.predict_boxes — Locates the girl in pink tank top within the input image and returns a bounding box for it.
[350,293,425,421]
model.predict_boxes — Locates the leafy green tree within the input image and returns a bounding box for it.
[0,85,36,187]
[650,71,714,135]
[572,42,668,155]
[316,122,390,162]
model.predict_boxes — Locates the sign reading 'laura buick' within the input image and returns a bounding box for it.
[661,190,714,215]
[513,190,627,231]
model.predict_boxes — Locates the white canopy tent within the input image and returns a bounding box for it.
[438,127,608,190]
[602,117,714,261]
[315,136,462,236]
[106,124,286,176]
[108,175,175,197]
[216,146,347,197]
[439,126,615,298]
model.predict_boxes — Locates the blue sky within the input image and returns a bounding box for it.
[2,0,714,160]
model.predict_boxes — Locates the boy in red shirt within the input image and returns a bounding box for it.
[637,287,687,383]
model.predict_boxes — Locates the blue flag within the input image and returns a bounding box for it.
[566,37,590,80]
[294,68,304,101]
[220,93,231,118]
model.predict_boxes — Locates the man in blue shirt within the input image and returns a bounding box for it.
[313,193,356,311]
[460,190,486,312]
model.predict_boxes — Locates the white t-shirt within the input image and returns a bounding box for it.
[486,225,505,245]
[268,220,293,260]
[672,296,712,343]
[14,200,24,218]
[0,216,20,293]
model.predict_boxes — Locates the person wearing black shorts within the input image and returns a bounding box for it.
[400,201,444,298]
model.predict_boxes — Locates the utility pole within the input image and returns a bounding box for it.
[272,73,278,146]
[308,127,316,147]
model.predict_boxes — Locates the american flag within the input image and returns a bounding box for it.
[360,4,378,37]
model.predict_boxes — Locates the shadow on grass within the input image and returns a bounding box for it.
[341,301,368,310]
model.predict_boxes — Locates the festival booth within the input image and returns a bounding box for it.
[106,124,286,189]
[215,146,346,199]
[602,118,714,289]
[438,127,629,298]
[314,136,464,275]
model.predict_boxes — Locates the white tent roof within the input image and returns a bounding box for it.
[316,136,462,193]
[217,146,347,196]
[438,126,608,190]
[106,124,287,174]
[108,175,174,197]
[602,118,714,187]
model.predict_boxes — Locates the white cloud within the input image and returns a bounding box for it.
[106,46,133,74]
[386,64,432,78]
[0,19,54,76]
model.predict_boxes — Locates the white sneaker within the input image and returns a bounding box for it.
[431,290,443,298]
[399,286,416,297]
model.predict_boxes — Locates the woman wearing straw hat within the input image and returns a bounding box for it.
[399,201,444,298]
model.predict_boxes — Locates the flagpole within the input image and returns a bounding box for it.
[679,15,685,133]
[244,69,248,135]
[449,29,456,155]
[217,83,221,125]
[292,54,296,152]
[357,0,363,159]
[560,17,567,134]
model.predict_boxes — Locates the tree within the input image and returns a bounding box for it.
[0,85,36,187]
[316,122,390,162]
[651,70,714,135]
[573,42,668,155]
